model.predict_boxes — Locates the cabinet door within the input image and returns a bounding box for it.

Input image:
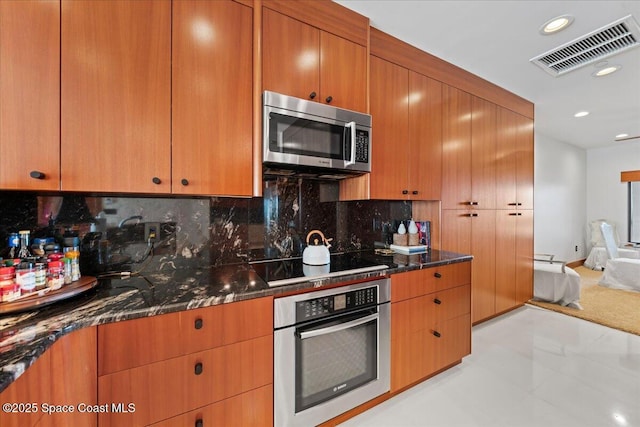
[0,353,50,427]
[320,32,367,111]
[495,209,533,312]
[470,211,496,323]
[516,115,534,210]
[441,209,471,256]
[433,314,471,371]
[0,328,97,427]
[61,0,171,193]
[471,96,496,209]
[441,86,472,209]
[496,107,518,209]
[0,0,60,191]
[495,210,517,313]
[408,72,442,200]
[369,56,409,200]
[172,0,252,196]
[45,327,98,427]
[262,8,319,102]
[516,210,534,304]
[390,297,424,392]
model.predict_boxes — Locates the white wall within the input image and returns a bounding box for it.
[586,142,640,246]
[534,134,587,262]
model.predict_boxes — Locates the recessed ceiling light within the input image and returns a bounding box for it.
[539,15,574,35]
[592,65,622,77]
[616,133,629,139]
[574,111,589,118]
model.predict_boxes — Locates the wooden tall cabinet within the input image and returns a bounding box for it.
[441,210,496,323]
[61,0,171,193]
[470,97,497,209]
[495,210,534,312]
[369,56,442,200]
[262,6,367,112]
[172,0,253,196]
[442,88,497,210]
[441,86,472,209]
[0,0,60,191]
[497,107,534,210]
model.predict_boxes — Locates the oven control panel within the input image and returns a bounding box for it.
[296,286,377,322]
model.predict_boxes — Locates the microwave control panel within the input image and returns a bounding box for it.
[296,286,377,322]
[354,130,369,163]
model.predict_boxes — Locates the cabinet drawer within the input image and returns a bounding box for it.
[429,262,471,292]
[432,314,472,371]
[98,334,272,426]
[391,261,471,302]
[432,284,471,321]
[148,384,273,427]
[98,297,273,375]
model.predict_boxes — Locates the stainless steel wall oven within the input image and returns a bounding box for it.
[274,278,390,426]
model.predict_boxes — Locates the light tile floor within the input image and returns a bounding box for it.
[342,305,640,427]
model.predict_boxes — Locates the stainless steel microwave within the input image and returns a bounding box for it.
[263,91,372,177]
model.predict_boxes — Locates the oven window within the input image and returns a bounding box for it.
[269,112,350,160]
[295,310,377,412]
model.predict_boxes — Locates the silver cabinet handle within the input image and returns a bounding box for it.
[299,312,378,340]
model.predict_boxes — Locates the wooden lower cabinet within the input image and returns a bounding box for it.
[98,335,272,426]
[0,327,97,427]
[149,384,272,427]
[390,264,471,392]
[97,297,274,426]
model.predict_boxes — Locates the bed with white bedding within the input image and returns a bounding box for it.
[532,257,582,309]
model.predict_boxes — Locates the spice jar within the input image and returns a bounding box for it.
[63,258,72,285]
[47,261,64,290]
[16,261,36,294]
[34,262,47,290]
[0,266,19,302]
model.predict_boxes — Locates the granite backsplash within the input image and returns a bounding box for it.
[0,178,423,272]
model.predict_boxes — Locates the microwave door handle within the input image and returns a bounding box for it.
[298,312,378,340]
[344,121,356,167]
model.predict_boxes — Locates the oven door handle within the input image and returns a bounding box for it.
[298,312,378,340]
[344,121,356,167]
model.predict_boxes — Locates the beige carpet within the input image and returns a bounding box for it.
[528,265,640,336]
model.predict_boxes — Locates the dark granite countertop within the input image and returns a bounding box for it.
[0,249,471,393]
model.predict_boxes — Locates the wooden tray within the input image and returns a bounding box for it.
[0,276,98,315]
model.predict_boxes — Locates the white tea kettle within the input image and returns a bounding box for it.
[302,229,332,265]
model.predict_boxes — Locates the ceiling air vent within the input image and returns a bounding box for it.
[530,15,640,76]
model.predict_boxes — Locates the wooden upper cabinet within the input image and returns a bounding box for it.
[319,31,367,112]
[0,0,60,191]
[369,56,409,200]
[369,58,443,200]
[172,0,252,196]
[441,86,472,209]
[61,0,171,193]
[262,8,319,102]
[471,96,497,210]
[408,72,442,200]
[262,7,367,112]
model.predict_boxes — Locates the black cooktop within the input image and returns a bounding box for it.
[251,252,388,287]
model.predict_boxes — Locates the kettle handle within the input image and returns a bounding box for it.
[306,229,327,246]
